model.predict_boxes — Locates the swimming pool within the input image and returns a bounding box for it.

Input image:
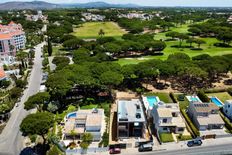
[211,97,223,107]
[67,112,77,119]
[186,96,202,103]
[147,96,159,108]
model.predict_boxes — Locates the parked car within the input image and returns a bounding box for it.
[187,139,202,147]
[109,148,121,154]
[138,143,153,152]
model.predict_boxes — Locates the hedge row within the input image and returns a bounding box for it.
[220,112,232,133]
[180,109,200,137]
[204,88,231,94]
[177,134,192,141]
[197,90,210,102]
[169,92,178,103]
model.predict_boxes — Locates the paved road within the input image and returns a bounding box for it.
[134,143,232,155]
[0,42,45,155]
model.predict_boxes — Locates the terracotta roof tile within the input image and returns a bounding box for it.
[0,68,6,79]
[0,33,12,40]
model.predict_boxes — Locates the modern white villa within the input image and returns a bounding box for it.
[188,102,224,131]
[151,103,187,134]
[116,99,147,139]
[63,108,105,142]
[223,100,232,120]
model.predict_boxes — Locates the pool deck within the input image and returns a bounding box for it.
[142,96,160,111]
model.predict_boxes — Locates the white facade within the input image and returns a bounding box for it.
[13,34,26,50]
[223,100,232,120]
[151,103,186,134]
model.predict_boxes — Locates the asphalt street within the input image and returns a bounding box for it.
[0,42,45,155]
[133,143,232,155]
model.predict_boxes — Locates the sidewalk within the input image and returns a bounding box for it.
[95,136,232,155]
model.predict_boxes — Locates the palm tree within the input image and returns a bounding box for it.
[98,29,105,38]
[80,132,93,154]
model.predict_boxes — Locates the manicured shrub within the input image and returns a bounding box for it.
[177,134,192,141]
[170,92,178,103]
[220,112,232,133]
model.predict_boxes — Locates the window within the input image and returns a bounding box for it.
[226,110,228,113]
[228,105,230,108]
[178,128,184,132]
[163,118,167,123]
[163,127,167,131]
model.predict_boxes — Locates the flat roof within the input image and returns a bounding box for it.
[86,114,102,127]
[192,102,219,113]
[197,114,224,126]
[157,109,172,118]
[117,99,146,123]
[64,109,104,134]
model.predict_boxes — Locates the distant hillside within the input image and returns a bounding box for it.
[0,1,58,10]
[0,1,140,10]
[62,2,140,8]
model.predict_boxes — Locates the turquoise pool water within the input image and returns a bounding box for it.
[211,97,223,107]
[147,96,158,108]
[190,96,200,102]
[67,112,76,119]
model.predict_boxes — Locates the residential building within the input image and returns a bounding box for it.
[81,13,105,21]
[118,13,154,20]
[0,67,6,81]
[25,10,47,22]
[0,21,26,65]
[117,99,147,139]
[223,100,232,120]
[151,103,186,134]
[63,108,104,141]
[227,15,232,24]
[188,102,224,131]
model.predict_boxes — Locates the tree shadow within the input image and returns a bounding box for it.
[153,82,169,90]
[224,79,232,85]
[20,144,50,155]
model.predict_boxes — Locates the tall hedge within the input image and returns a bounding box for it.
[169,92,178,103]
[197,90,210,102]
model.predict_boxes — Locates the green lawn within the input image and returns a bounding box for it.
[117,24,232,65]
[72,22,126,39]
[206,92,232,103]
[174,94,190,110]
[52,45,67,56]
[176,135,192,141]
[80,104,98,109]
[80,103,110,117]
[145,92,173,103]
[159,133,174,143]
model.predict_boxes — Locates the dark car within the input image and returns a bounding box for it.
[138,143,153,152]
[187,139,202,147]
[109,148,121,154]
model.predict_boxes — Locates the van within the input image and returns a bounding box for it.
[138,143,153,152]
